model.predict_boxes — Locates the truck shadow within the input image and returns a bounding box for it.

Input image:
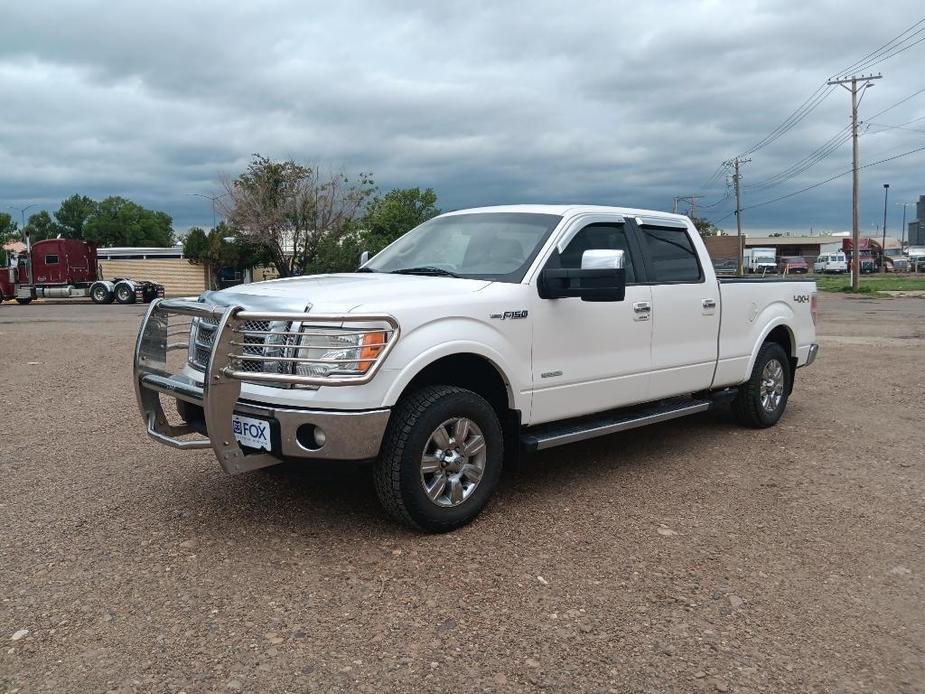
[185,408,738,540]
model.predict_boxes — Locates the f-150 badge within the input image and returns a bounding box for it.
[490,310,529,320]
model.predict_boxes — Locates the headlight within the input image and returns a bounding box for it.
[295,327,387,378]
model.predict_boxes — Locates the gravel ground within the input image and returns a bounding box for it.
[1,294,923,694]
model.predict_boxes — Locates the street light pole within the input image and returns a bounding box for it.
[881,184,889,270]
[8,204,37,231]
[188,193,226,229]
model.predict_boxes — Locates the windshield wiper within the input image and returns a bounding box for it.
[389,266,462,278]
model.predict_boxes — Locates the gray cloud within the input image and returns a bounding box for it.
[1,0,923,234]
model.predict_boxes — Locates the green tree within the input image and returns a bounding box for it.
[182,226,209,262]
[184,223,271,288]
[54,194,98,239]
[0,212,18,244]
[224,154,375,277]
[309,187,440,274]
[23,210,61,241]
[83,196,175,247]
[361,187,440,251]
[691,216,724,237]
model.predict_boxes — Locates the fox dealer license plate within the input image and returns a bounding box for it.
[232,414,271,451]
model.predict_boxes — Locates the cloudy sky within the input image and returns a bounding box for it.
[1,0,924,235]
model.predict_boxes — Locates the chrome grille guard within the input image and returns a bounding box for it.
[133,297,400,474]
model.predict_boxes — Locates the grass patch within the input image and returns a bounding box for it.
[814,274,925,293]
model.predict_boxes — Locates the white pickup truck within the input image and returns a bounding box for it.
[134,205,818,531]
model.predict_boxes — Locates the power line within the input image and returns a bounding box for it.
[695,18,925,206]
[744,126,852,192]
[830,18,925,77]
[738,85,836,157]
[712,143,925,222]
[866,121,925,135]
[742,83,925,193]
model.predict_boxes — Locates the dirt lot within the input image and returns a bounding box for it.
[1,294,923,694]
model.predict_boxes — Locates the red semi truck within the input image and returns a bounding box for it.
[0,238,165,305]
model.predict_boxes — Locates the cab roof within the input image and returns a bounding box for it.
[441,204,691,224]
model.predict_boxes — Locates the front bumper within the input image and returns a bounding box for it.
[134,298,398,474]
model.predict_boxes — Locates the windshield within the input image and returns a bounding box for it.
[364,212,563,282]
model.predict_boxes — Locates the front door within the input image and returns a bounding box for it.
[530,218,652,425]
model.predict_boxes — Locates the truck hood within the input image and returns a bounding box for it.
[202,272,492,312]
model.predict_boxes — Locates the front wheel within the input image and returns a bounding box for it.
[373,385,503,532]
[731,342,791,428]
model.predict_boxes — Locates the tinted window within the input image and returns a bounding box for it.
[45,255,59,264]
[640,226,701,282]
[558,223,636,283]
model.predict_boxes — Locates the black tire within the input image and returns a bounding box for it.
[90,283,114,305]
[731,342,791,428]
[373,385,504,532]
[15,298,32,305]
[114,283,135,304]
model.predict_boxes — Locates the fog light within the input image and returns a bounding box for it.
[296,423,326,451]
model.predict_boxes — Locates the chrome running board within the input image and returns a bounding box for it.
[521,397,711,452]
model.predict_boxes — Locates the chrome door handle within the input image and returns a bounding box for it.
[633,301,651,313]
[702,298,717,309]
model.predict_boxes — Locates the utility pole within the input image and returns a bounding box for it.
[672,194,703,218]
[728,157,750,276]
[897,201,913,249]
[827,73,882,290]
[880,183,889,269]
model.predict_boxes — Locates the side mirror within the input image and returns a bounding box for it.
[538,249,626,302]
[358,250,370,267]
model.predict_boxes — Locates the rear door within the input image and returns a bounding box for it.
[629,218,720,399]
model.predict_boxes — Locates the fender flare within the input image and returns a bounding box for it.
[382,340,522,412]
[744,318,796,378]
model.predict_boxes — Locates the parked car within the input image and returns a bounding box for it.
[814,252,848,273]
[777,256,808,274]
[882,248,910,272]
[712,258,738,275]
[907,248,925,272]
[134,205,818,531]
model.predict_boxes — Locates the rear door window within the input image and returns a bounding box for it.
[640,226,702,283]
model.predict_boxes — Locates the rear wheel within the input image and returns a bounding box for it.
[373,385,503,532]
[114,283,135,304]
[90,282,114,304]
[15,298,32,305]
[732,342,791,428]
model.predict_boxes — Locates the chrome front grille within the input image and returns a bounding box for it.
[177,301,399,387]
[190,318,298,383]
[234,320,296,374]
[190,317,218,370]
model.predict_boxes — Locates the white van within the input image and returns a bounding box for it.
[814,252,848,274]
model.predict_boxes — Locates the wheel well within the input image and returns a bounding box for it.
[764,325,797,385]
[403,354,512,418]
